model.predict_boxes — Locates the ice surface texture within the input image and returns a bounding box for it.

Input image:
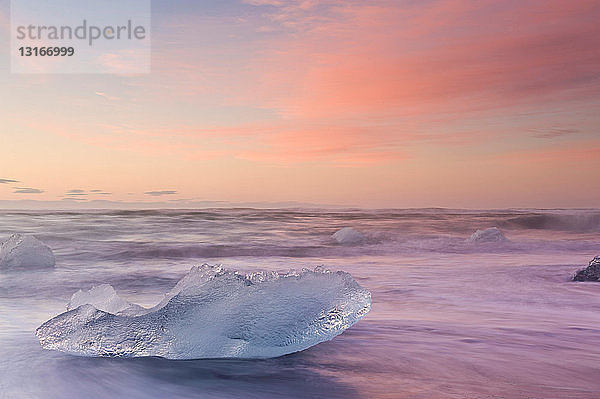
[68,284,145,316]
[0,234,55,269]
[332,227,366,245]
[467,227,507,243]
[36,264,371,359]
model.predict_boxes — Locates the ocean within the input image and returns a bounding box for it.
[1,208,600,398]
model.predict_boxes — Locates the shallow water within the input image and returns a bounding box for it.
[1,208,600,398]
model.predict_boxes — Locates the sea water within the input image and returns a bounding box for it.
[1,208,600,398]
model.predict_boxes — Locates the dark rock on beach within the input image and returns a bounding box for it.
[573,256,600,281]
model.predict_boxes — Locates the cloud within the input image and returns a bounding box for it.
[65,189,110,195]
[97,49,150,75]
[141,0,600,167]
[244,0,600,121]
[508,139,600,161]
[529,127,581,139]
[25,0,596,172]
[243,0,283,6]
[14,187,44,194]
[144,190,178,196]
[66,190,88,197]
[0,179,19,184]
[88,190,112,195]
[94,90,120,101]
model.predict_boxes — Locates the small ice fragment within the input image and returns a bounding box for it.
[0,234,55,269]
[332,227,366,245]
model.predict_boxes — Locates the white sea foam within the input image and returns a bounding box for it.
[467,227,507,243]
[36,264,371,359]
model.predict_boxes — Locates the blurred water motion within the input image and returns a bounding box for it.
[1,208,600,398]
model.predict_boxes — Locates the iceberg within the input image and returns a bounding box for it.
[0,234,55,269]
[332,227,366,245]
[467,227,506,243]
[36,264,371,359]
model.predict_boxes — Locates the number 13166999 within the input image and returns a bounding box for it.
[19,47,74,56]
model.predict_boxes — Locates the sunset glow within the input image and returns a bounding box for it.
[1,0,599,208]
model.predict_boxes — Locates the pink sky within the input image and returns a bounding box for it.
[1,0,599,208]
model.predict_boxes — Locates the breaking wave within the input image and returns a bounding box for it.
[503,212,600,232]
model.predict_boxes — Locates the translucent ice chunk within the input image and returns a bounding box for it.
[0,234,55,269]
[332,227,366,245]
[36,264,371,359]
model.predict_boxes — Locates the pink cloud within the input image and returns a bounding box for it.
[97,49,151,75]
[240,0,600,120]
[202,0,598,165]
[243,0,284,6]
[17,1,600,172]
[497,139,600,164]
